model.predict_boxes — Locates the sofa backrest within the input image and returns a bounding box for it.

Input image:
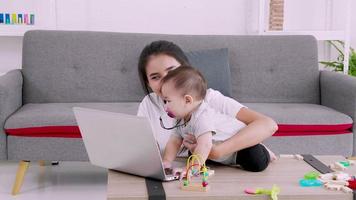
[22,30,319,104]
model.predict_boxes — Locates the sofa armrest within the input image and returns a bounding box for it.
[320,71,356,119]
[320,71,356,154]
[0,69,23,160]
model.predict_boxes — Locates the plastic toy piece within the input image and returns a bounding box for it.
[299,171,322,187]
[340,161,350,167]
[244,188,257,194]
[244,185,280,200]
[299,179,323,187]
[180,154,212,192]
[304,171,320,180]
[348,179,356,189]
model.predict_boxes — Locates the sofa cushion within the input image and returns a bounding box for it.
[186,48,232,97]
[245,103,353,136]
[23,31,319,104]
[4,103,140,138]
[5,102,353,138]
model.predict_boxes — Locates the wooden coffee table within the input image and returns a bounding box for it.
[107,155,356,200]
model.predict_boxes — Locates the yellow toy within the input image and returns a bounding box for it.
[180,154,214,192]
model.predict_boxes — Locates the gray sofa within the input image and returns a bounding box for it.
[1,30,355,164]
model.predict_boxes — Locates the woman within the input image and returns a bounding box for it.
[137,40,277,172]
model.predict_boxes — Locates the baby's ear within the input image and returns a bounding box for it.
[184,95,194,104]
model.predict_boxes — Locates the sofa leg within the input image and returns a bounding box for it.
[12,160,30,195]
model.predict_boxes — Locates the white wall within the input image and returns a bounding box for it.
[0,0,355,73]
[0,36,22,72]
[56,0,246,35]
[351,0,356,48]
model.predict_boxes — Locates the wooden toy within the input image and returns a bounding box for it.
[324,183,343,191]
[341,186,353,193]
[279,154,303,160]
[329,160,355,171]
[180,154,213,192]
[329,162,347,171]
[319,172,350,182]
[318,172,354,193]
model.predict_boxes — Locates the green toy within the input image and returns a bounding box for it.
[244,184,280,200]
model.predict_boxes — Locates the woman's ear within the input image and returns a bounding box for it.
[184,95,194,104]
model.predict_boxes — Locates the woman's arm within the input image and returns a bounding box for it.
[193,132,213,163]
[162,135,183,168]
[208,107,278,160]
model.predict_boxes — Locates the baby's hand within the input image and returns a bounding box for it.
[183,134,197,152]
[163,161,173,175]
[172,168,187,180]
[163,160,172,169]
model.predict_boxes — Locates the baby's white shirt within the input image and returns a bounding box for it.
[173,101,246,164]
[137,88,246,161]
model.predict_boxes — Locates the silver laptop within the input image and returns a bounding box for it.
[73,107,179,181]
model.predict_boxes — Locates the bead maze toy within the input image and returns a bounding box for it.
[180,154,214,192]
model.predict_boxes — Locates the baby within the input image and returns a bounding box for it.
[160,66,248,168]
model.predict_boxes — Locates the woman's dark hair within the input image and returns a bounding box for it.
[161,65,207,100]
[138,40,190,95]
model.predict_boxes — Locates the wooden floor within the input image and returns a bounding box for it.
[107,155,355,200]
[0,161,107,200]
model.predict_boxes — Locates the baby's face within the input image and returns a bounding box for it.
[161,81,190,119]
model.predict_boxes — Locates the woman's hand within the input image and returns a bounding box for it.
[207,143,222,160]
[182,134,197,152]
